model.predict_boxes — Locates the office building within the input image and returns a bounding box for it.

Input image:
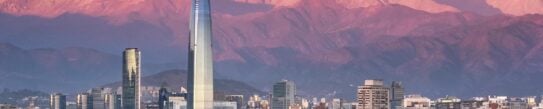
[123,48,141,109]
[272,80,296,109]
[331,98,342,109]
[403,95,431,109]
[187,0,215,108]
[105,93,121,109]
[390,81,403,109]
[169,93,188,109]
[91,88,106,109]
[357,79,389,109]
[225,95,244,109]
[50,93,67,109]
[435,96,461,109]
[77,93,93,109]
[158,87,170,109]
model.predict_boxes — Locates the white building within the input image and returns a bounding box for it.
[403,95,431,109]
[357,79,389,109]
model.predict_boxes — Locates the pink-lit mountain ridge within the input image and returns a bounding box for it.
[1,0,543,98]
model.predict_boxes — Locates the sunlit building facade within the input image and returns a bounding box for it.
[50,93,66,109]
[122,48,141,109]
[357,79,389,109]
[187,0,215,109]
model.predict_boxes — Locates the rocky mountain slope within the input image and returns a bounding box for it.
[1,0,543,99]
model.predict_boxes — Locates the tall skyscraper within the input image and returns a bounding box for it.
[123,48,141,109]
[50,93,66,109]
[390,81,404,109]
[187,0,214,109]
[358,79,390,109]
[272,80,296,109]
[77,93,93,109]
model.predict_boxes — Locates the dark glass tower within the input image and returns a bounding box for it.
[158,87,169,109]
[272,80,296,109]
[122,48,141,109]
[391,81,404,109]
[187,0,214,109]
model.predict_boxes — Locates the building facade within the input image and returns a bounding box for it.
[357,79,389,109]
[158,87,170,109]
[105,93,121,109]
[435,96,461,109]
[390,81,403,109]
[77,93,93,109]
[187,0,215,109]
[331,98,342,109]
[272,80,296,109]
[91,88,106,109]
[225,95,244,109]
[122,48,141,109]
[50,93,66,109]
[403,95,431,109]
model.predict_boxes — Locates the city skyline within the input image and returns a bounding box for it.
[3,0,543,107]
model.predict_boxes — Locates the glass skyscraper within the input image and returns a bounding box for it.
[122,48,141,109]
[272,80,296,109]
[187,0,214,109]
[390,81,404,109]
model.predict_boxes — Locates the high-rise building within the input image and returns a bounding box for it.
[390,81,403,109]
[105,93,121,109]
[357,79,389,109]
[122,48,141,109]
[403,95,431,109]
[225,95,244,109]
[331,98,342,109]
[77,93,93,109]
[50,93,66,109]
[91,88,106,109]
[271,80,296,109]
[187,0,215,109]
[158,87,170,109]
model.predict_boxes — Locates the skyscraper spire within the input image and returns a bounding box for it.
[187,0,214,109]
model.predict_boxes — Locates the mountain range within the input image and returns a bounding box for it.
[103,69,264,98]
[1,0,543,99]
